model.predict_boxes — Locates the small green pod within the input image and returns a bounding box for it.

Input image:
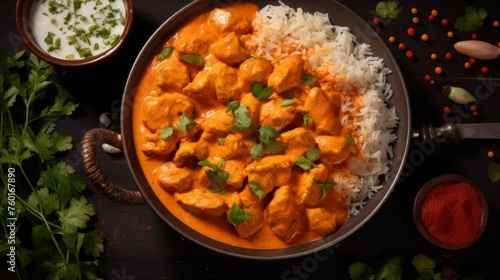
[442,85,476,104]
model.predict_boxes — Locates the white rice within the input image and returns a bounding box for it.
[249,2,399,215]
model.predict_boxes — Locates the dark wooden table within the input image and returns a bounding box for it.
[1,0,499,279]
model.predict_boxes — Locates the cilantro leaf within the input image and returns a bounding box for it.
[27,187,59,216]
[227,101,252,131]
[227,203,252,225]
[301,72,317,86]
[198,159,229,187]
[39,85,79,123]
[487,162,500,183]
[375,1,400,19]
[176,112,195,134]
[248,181,265,200]
[455,7,487,32]
[313,178,334,199]
[295,147,321,170]
[160,125,174,139]
[411,253,440,280]
[280,98,296,107]
[158,46,174,60]
[250,142,263,159]
[349,262,375,280]
[302,111,310,126]
[375,256,402,280]
[251,83,273,100]
[181,54,204,66]
[347,135,356,146]
[82,229,104,258]
[58,197,96,234]
[251,126,283,159]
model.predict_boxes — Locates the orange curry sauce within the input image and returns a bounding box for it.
[132,2,357,249]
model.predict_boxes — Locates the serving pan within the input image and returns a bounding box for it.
[81,0,411,259]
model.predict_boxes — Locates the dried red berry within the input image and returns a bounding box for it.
[443,106,451,114]
[406,50,414,58]
[445,52,453,60]
[470,104,477,111]
[407,27,416,36]
[373,17,380,25]
[428,14,435,21]
[469,57,476,65]
[441,18,449,26]
[481,66,489,74]
[398,42,406,50]
[424,74,431,81]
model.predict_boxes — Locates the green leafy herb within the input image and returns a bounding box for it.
[227,101,252,131]
[313,177,334,199]
[0,50,103,279]
[176,113,195,134]
[302,111,310,126]
[349,256,402,280]
[198,159,229,187]
[251,126,283,159]
[455,7,487,32]
[251,83,273,100]
[488,162,500,183]
[160,125,174,139]
[301,72,317,86]
[227,203,252,225]
[158,46,174,60]
[295,147,321,170]
[248,181,265,200]
[375,1,400,19]
[346,135,356,146]
[181,54,204,66]
[280,98,296,107]
[411,253,443,280]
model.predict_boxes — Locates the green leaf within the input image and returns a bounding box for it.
[302,111,310,126]
[455,7,488,32]
[181,54,204,66]
[251,83,273,100]
[349,262,375,280]
[160,125,174,139]
[375,256,401,280]
[295,148,320,170]
[375,1,400,19]
[347,135,356,146]
[82,230,104,258]
[176,113,195,134]
[227,203,252,225]
[306,147,321,161]
[58,196,96,234]
[313,178,334,200]
[39,85,79,123]
[252,126,283,159]
[301,72,317,86]
[228,102,252,131]
[198,159,229,186]
[248,181,265,200]
[27,187,59,217]
[411,253,437,280]
[250,142,263,159]
[280,98,296,107]
[488,162,500,183]
[158,46,174,60]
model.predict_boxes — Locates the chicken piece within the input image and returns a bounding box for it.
[305,208,339,236]
[155,56,190,92]
[303,87,341,135]
[268,55,304,93]
[176,188,226,217]
[173,140,209,167]
[208,8,252,36]
[199,110,234,140]
[141,131,179,157]
[208,134,247,160]
[183,68,216,100]
[266,186,305,243]
[224,159,246,189]
[211,62,241,102]
[211,32,249,65]
[239,93,261,128]
[229,186,263,237]
[259,98,297,131]
[280,127,316,159]
[173,22,218,56]
[244,155,292,196]
[297,164,329,207]
[239,58,274,92]
[156,162,194,193]
[142,93,195,133]
[316,135,351,165]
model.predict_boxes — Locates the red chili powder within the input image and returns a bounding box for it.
[420,182,482,246]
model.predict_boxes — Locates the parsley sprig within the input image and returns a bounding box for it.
[0,50,103,279]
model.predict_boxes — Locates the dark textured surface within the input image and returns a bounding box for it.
[1,0,499,279]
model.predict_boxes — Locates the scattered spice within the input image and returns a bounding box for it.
[428,79,435,86]
[421,181,483,246]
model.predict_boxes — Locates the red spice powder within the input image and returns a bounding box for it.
[420,182,482,246]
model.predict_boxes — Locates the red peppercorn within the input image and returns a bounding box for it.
[429,79,435,86]
[470,104,477,111]
[472,111,479,117]
[407,27,416,36]
[472,33,478,39]
[406,50,414,58]
[373,17,380,25]
[481,66,489,74]
[445,52,453,60]
[469,57,476,65]
[428,14,435,21]
[441,18,449,26]
[443,106,451,113]
[424,74,431,81]
[398,42,406,50]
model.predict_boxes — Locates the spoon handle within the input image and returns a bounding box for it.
[454,40,500,60]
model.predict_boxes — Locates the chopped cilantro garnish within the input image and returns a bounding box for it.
[160,125,174,140]
[176,113,196,134]
[198,159,229,187]
[227,203,252,225]
[248,181,265,200]
[488,162,500,183]
[280,99,296,107]
[227,101,252,131]
[301,72,317,86]
[346,135,356,146]
[181,54,204,66]
[250,126,283,159]
[455,7,487,32]
[158,46,174,60]
[295,147,321,170]
[251,83,273,100]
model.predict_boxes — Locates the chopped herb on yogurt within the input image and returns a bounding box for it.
[30,0,127,60]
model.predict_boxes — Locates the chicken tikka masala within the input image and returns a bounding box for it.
[132,2,364,249]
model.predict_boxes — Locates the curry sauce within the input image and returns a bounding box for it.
[132,2,360,249]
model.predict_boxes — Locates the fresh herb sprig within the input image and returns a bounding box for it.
[0,50,104,279]
[250,126,283,160]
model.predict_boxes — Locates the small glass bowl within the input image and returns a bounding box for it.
[16,0,134,68]
[413,174,489,250]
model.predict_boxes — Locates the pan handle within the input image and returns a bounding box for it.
[411,123,456,142]
[81,128,146,205]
